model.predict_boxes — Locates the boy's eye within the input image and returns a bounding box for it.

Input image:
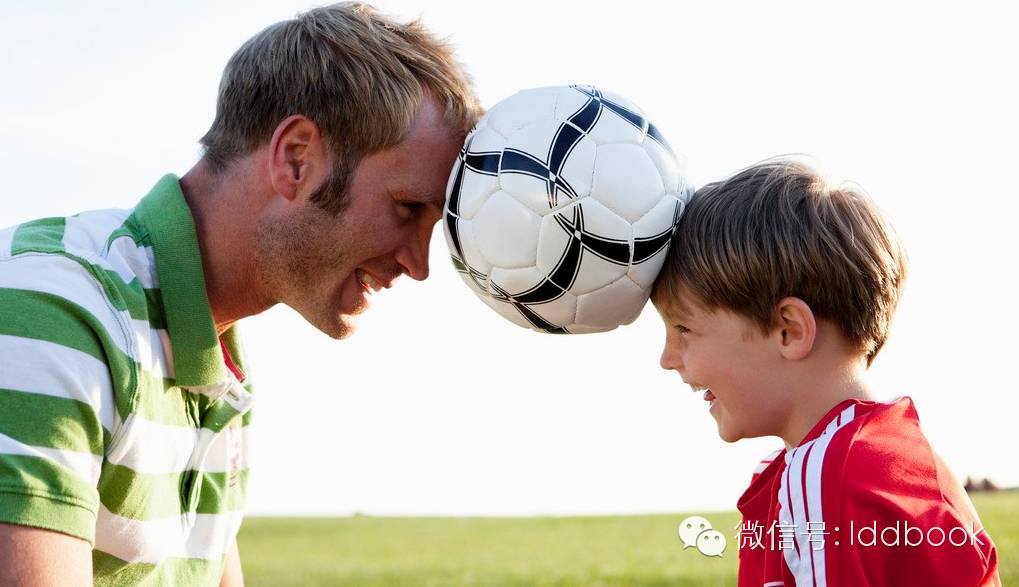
[674,324,691,334]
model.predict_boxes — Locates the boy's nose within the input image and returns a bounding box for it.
[660,347,684,372]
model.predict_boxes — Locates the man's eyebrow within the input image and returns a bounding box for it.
[424,190,447,210]
[394,187,445,211]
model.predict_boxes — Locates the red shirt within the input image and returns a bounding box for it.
[737,397,1000,587]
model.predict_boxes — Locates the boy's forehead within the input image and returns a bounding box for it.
[653,288,703,322]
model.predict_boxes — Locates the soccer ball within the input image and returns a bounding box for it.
[443,85,690,334]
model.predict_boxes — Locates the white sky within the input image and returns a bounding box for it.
[1,1,1016,516]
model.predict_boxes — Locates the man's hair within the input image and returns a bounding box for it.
[199,2,481,214]
[652,158,908,364]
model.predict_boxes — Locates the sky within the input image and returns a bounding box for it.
[1,1,1016,516]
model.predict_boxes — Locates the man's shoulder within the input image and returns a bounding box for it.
[3,207,145,264]
[0,207,158,353]
[1,206,156,301]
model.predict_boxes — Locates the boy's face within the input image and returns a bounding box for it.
[655,290,786,443]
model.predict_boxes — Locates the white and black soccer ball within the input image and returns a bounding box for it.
[443,85,690,334]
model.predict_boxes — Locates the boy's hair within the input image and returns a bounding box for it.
[652,158,907,364]
[199,2,482,214]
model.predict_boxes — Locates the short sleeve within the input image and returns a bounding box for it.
[0,260,118,544]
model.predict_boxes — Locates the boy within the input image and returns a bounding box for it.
[652,159,1000,586]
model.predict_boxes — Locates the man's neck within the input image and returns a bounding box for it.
[179,158,271,335]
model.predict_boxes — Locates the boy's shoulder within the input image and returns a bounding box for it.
[814,397,964,506]
[765,398,999,586]
[786,397,948,509]
[824,396,935,482]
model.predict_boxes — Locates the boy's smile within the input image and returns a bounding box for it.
[654,289,787,443]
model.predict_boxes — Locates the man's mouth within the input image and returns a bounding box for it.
[355,269,383,293]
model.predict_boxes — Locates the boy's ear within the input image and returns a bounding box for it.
[774,297,816,360]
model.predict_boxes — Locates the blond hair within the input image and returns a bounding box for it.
[200,2,481,213]
[652,158,907,363]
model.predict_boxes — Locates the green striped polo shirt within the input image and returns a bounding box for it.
[0,175,253,585]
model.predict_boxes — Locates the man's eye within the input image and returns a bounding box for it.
[399,202,424,217]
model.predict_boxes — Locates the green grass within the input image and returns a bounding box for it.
[238,492,1017,586]
[973,492,1019,585]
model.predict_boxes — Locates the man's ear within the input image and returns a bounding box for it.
[774,297,816,360]
[267,115,326,202]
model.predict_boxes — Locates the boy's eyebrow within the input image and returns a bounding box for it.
[671,293,702,321]
[660,302,694,324]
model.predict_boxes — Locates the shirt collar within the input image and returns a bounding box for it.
[795,396,911,447]
[133,174,232,388]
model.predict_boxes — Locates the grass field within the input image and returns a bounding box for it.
[238,492,1017,586]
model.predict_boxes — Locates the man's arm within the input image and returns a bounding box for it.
[0,524,93,586]
[219,539,245,587]
[0,256,121,584]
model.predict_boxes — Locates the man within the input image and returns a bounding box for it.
[0,3,480,585]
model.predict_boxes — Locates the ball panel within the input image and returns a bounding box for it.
[444,155,461,208]
[642,135,683,194]
[452,165,500,221]
[574,276,648,330]
[444,216,492,284]
[598,88,647,120]
[554,86,596,122]
[454,263,489,298]
[627,194,684,289]
[534,210,572,282]
[485,87,563,138]
[626,246,668,292]
[584,110,645,146]
[472,191,541,269]
[488,265,578,329]
[498,122,598,216]
[479,293,533,330]
[488,265,551,297]
[535,199,633,296]
[554,133,597,204]
[467,125,507,154]
[631,193,683,238]
[571,86,649,146]
[591,143,666,223]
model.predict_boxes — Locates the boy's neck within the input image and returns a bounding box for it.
[778,362,874,449]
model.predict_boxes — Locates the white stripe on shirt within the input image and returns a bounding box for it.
[0,334,118,433]
[0,431,102,485]
[779,404,858,587]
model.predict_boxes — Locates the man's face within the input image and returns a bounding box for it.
[255,96,463,338]
[656,290,786,443]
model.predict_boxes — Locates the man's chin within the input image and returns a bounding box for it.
[292,303,358,340]
[322,314,357,340]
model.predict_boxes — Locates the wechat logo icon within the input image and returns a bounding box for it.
[678,516,727,558]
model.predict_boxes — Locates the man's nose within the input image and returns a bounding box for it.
[396,223,433,281]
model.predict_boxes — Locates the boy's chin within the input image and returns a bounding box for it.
[714,418,746,443]
[717,428,743,443]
